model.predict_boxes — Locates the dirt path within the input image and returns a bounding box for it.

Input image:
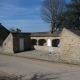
[0,54,80,80]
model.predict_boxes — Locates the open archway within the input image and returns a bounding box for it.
[52,39,60,47]
[31,39,37,45]
[38,39,46,46]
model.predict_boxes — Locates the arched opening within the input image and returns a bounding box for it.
[52,39,60,47]
[31,39,37,45]
[38,39,46,46]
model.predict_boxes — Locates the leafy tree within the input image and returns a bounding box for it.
[64,0,80,29]
[40,0,66,31]
[9,27,21,33]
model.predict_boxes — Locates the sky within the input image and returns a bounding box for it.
[0,0,70,32]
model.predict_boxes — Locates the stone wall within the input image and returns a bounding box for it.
[2,33,31,53]
[31,45,60,53]
[60,28,80,64]
[31,45,48,51]
[30,36,60,53]
[3,33,14,53]
[13,37,19,53]
[30,36,60,46]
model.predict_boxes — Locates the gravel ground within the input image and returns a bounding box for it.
[0,70,24,80]
[0,71,14,80]
[0,55,80,80]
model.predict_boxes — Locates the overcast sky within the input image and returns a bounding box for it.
[0,0,70,32]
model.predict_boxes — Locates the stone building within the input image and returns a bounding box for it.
[60,28,80,64]
[3,33,30,53]
[0,23,80,64]
[0,23,10,52]
[30,22,61,52]
[30,31,60,53]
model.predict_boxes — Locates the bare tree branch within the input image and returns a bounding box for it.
[40,0,66,31]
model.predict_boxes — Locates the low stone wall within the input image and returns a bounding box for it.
[53,47,60,53]
[30,45,60,53]
[31,45,48,51]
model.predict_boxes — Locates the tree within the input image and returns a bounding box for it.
[9,27,21,33]
[40,0,66,31]
[64,0,80,29]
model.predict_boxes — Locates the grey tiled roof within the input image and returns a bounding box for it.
[11,31,61,37]
[67,28,80,36]
[11,28,80,37]
[11,32,31,37]
[0,24,10,33]
[30,31,61,37]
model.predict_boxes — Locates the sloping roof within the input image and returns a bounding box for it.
[10,29,80,37]
[0,23,10,40]
[67,28,80,36]
[11,31,61,37]
[0,23,10,33]
[30,31,61,37]
[11,32,31,37]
